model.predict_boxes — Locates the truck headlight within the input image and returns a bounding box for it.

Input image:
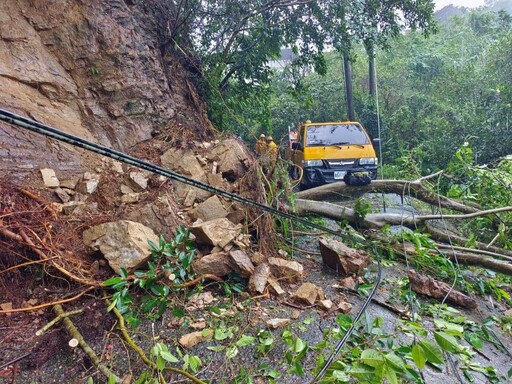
[303,160,323,167]
[359,157,378,165]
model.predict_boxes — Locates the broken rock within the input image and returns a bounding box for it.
[228,250,255,277]
[192,252,233,277]
[268,257,303,283]
[292,282,323,306]
[40,168,59,187]
[54,188,70,203]
[209,139,252,180]
[319,236,370,275]
[248,263,270,294]
[82,220,158,274]
[189,195,229,222]
[127,171,148,191]
[318,299,333,311]
[267,277,285,296]
[266,318,291,329]
[338,301,353,314]
[190,218,241,248]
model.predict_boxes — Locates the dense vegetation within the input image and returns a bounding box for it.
[191,7,512,172]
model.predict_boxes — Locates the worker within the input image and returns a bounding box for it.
[262,135,278,175]
[266,136,278,160]
[255,134,267,156]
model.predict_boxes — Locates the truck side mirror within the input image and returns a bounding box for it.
[372,138,381,154]
[291,141,302,150]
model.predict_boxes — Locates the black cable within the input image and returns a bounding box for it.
[0,108,383,383]
[307,246,382,384]
[0,108,341,237]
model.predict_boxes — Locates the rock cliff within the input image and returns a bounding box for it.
[0,0,212,177]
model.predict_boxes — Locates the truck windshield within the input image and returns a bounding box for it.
[305,124,369,147]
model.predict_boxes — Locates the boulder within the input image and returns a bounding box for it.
[209,139,251,180]
[40,168,59,187]
[160,148,210,201]
[248,263,270,294]
[189,195,229,222]
[192,252,233,277]
[190,218,241,248]
[228,250,255,277]
[82,220,158,274]
[292,283,323,306]
[268,257,303,283]
[319,237,370,275]
[128,193,183,239]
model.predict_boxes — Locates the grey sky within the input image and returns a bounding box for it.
[435,0,486,10]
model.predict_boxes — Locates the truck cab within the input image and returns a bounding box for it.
[286,121,379,188]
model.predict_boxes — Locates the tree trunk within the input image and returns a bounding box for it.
[295,180,480,214]
[343,53,355,121]
[367,43,376,98]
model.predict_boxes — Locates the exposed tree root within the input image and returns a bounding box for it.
[109,303,207,384]
[0,287,94,314]
[53,304,122,383]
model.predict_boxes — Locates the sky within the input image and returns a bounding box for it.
[435,0,487,10]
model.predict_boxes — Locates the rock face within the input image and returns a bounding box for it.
[0,0,212,178]
[82,220,159,274]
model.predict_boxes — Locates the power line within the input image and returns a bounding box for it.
[0,108,382,383]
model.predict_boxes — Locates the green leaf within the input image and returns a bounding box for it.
[236,335,256,347]
[384,365,399,384]
[419,339,444,364]
[119,268,128,279]
[411,344,427,370]
[108,373,116,384]
[350,364,376,381]
[294,337,306,353]
[103,277,123,287]
[384,353,405,372]
[361,349,385,368]
[160,350,179,363]
[207,346,225,352]
[434,331,460,353]
[468,333,483,349]
[226,345,239,359]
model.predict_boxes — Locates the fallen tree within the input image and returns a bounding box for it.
[290,176,512,275]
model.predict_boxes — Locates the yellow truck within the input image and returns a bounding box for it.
[285,120,380,189]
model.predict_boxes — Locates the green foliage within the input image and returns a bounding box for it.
[104,226,196,328]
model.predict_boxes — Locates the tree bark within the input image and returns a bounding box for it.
[296,180,480,214]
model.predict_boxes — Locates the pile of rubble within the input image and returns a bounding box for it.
[37,137,373,330]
